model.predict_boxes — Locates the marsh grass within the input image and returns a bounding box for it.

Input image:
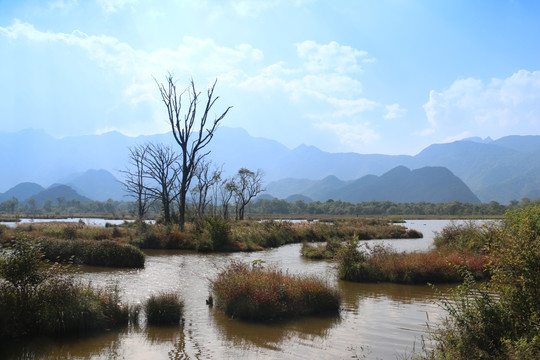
[144,292,184,326]
[211,260,341,321]
[433,220,498,253]
[336,237,490,284]
[0,237,132,340]
[3,218,423,256]
[39,238,145,268]
[301,237,343,259]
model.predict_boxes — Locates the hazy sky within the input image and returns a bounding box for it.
[1,0,540,155]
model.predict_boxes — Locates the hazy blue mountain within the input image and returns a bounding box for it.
[2,128,540,204]
[267,166,480,204]
[285,194,313,203]
[256,193,276,201]
[63,169,126,201]
[0,182,44,203]
[462,136,493,144]
[492,135,540,153]
[30,185,92,207]
[475,166,540,204]
[410,138,540,202]
[331,166,480,203]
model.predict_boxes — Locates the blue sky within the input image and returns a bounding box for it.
[1,0,540,155]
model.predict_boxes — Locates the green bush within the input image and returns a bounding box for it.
[205,217,231,250]
[429,206,540,359]
[433,220,497,253]
[144,292,183,326]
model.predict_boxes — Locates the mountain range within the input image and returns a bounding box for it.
[267,166,480,203]
[1,127,540,204]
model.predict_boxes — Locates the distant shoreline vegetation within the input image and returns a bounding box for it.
[1,218,424,255]
[2,197,538,222]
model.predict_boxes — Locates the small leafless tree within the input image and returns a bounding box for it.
[219,179,237,220]
[156,74,232,229]
[144,143,181,224]
[190,160,222,219]
[233,168,265,221]
[121,144,152,220]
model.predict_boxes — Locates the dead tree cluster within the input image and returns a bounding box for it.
[121,75,265,225]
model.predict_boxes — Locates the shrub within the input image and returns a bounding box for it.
[144,292,183,325]
[0,237,130,340]
[429,206,540,359]
[211,261,340,321]
[137,230,163,249]
[62,225,78,240]
[204,217,231,250]
[433,220,497,253]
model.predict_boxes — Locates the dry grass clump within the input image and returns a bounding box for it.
[301,237,343,259]
[211,260,341,321]
[39,238,145,268]
[144,292,184,326]
[337,237,490,284]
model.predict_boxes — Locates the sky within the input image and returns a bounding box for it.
[1,0,540,155]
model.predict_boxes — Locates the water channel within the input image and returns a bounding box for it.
[3,220,484,359]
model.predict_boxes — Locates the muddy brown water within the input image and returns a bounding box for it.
[3,220,486,359]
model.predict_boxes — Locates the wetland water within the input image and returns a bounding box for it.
[3,220,479,359]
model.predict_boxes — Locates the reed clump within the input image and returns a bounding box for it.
[211,260,341,321]
[144,292,184,326]
[336,236,490,284]
[301,237,343,259]
[39,238,145,268]
[0,237,132,340]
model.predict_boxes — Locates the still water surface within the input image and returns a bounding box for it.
[4,220,484,359]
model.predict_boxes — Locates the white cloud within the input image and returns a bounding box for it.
[231,0,313,17]
[423,70,540,138]
[296,40,370,74]
[0,20,264,103]
[316,122,380,149]
[323,97,379,118]
[0,20,387,150]
[48,0,78,10]
[96,0,136,14]
[384,103,406,119]
[233,40,378,121]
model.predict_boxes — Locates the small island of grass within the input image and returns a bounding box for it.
[211,260,340,321]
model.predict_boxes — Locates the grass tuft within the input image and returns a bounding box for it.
[211,260,341,321]
[144,292,183,326]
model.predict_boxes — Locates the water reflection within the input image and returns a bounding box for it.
[211,307,341,351]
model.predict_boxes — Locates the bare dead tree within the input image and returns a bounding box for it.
[144,143,181,224]
[121,144,152,220]
[219,179,237,220]
[233,168,265,220]
[190,160,222,219]
[156,74,232,229]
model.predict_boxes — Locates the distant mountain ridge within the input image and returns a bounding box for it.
[266,166,480,204]
[0,169,125,205]
[1,127,540,204]
[31,185,92,207]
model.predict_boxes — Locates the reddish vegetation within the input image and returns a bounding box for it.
[211,261,340,321]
